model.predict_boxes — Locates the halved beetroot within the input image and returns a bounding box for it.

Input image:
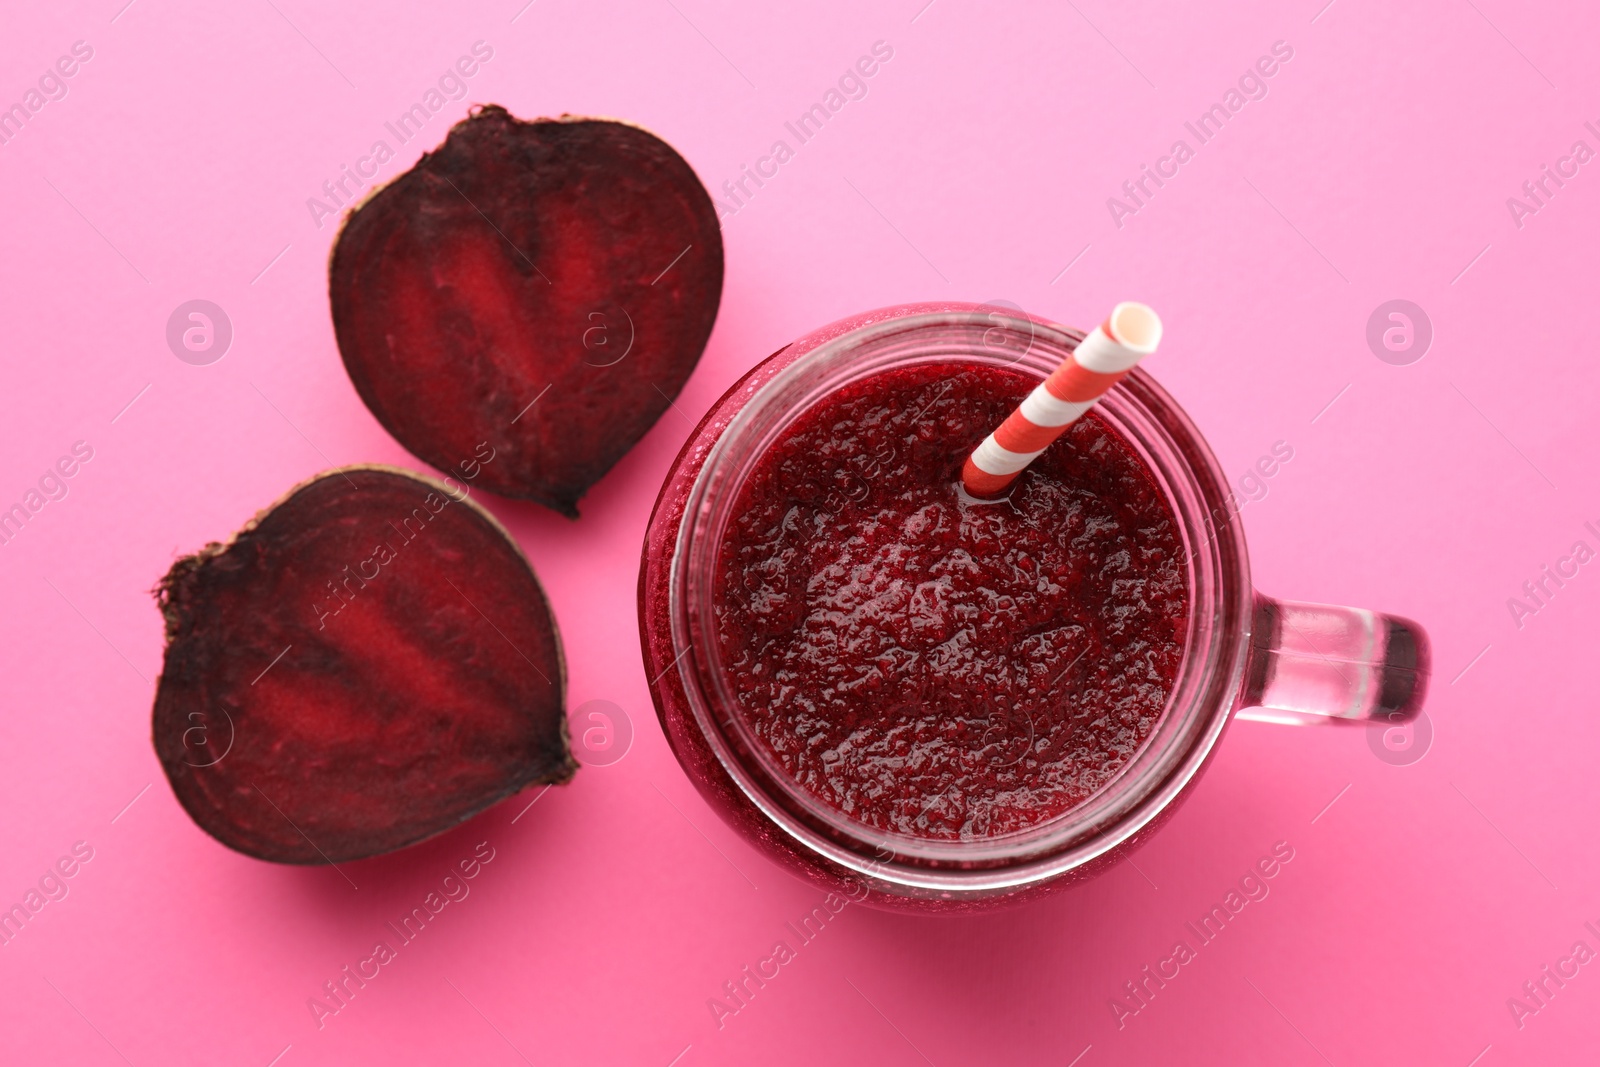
[330,105,724,516]
[152,465,573,864]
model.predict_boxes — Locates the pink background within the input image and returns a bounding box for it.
[1,0,1595,1063]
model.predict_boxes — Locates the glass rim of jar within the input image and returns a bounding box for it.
[665,308,1253,893]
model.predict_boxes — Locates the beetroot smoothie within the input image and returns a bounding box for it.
[714,362,1188,841]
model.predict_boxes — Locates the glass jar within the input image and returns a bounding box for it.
[638,303,1427,910]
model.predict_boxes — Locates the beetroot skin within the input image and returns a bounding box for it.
[330,106,724,517]
[152,466,574,864]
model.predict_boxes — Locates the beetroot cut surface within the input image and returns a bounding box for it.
[330,105,724,517]
[152,466,574,865]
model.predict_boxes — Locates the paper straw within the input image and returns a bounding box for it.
[961,302,1163,500]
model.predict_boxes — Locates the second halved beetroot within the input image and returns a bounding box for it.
[152,466,573,864]
[330,105,724,516]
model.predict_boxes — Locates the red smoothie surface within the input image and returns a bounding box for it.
[715,363,1188,840]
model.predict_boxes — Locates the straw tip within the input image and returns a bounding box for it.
[1108,302,1163,354]
[959,458,1014,502]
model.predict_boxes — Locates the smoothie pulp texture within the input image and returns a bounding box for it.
[715,363,1188,841]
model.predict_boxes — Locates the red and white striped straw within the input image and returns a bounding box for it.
[961,302,1163,500]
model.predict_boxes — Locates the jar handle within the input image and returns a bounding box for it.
[1236,594,1430,725]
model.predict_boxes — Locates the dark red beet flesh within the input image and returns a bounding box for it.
[152,466,573,864]
[330,106,724,516]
